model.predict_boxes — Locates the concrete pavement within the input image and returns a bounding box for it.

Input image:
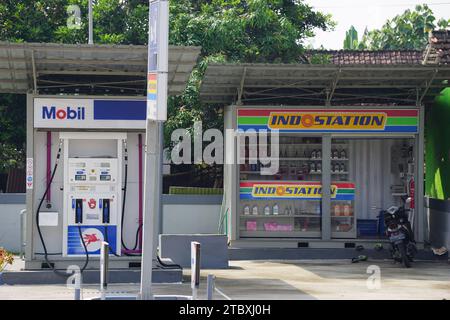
[0,259,449,300]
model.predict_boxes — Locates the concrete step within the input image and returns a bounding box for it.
[228,247,449,261]
[2,267,182,285]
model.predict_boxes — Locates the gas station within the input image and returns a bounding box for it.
[0,41,200,275]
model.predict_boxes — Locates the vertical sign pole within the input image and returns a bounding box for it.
[139,0,169,300]
[88,0,93,44]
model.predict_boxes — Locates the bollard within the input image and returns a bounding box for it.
[191,241,201,300]
[206,274,215,300]
[19,209,26,260]
[100,241,109,300]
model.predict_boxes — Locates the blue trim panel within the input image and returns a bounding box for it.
[93,100,146,120]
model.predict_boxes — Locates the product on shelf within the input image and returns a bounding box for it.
[332,163,340,173]
[246,220,257,231]
[316,163,322,173]
[243,205,250,215]
[264,204,271,215]
[333,204,341,216]
[332,149,339,159]
[339,163,346,172]
[252,205,259,215]
[340,149,347,159]
[343,204,353,216]
[273,203,279,215]
[264,222,294,232]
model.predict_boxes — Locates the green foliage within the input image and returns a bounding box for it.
[166,0,334,146]
[0,1,334,178]
[360,4,446,50]
[0,95,26,173]
[343,25,358,50]
[309,53,331,64]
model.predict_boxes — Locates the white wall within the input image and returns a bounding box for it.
[0,194,223,253]
[0,203,24,252]
[162,204,221,234]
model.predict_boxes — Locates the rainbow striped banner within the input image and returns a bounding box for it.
[237,108,418,133]
[147,73,157,101]
[240,181,355,201]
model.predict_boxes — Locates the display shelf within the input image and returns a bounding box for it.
[244,157,349,161]
[240,230,321,238]
[331,216,354,218]
[240,214,320,218]
[240,172,348,176]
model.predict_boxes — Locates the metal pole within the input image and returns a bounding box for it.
[139,121,161,300]
[19,209,26,260]
[207,274,215,300]
[140,0,168,300]
[191,241,201,300]
[100,241,109,300]
[88,0,93,44]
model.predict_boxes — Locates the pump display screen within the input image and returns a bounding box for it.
[100,175,111,181]
[75,175,86,181]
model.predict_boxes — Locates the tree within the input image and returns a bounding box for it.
[0,1,335,186]
[343,25,358,50]
[360,4,450,50]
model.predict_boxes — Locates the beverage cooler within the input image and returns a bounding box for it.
[223,106,423,245]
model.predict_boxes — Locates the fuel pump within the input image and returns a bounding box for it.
[61,132,124,257]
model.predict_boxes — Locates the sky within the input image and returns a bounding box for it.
[303,0,450,49]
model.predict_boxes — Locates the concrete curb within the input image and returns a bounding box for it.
[2,268,182,285]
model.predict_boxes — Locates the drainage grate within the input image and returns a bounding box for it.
[297,242,309,248]
[41,262,55,269]
[129,262,141,268]
[344,242,356,248]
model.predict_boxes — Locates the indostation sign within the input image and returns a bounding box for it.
[237,108,419,133]
[240,181,355,201]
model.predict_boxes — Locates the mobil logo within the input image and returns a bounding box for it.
[42,105,85,120]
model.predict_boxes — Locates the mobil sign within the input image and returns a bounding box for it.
[34,98,147,129]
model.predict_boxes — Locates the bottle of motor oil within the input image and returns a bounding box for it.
[264,204,271,215]
[273,203,279,215]
[316,163,322,173]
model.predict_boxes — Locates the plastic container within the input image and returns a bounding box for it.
[357,219,378,237]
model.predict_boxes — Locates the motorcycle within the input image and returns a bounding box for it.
[382,203,417,268]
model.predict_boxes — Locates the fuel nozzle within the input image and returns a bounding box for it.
[75,199,83,224]
[102,199,110,224]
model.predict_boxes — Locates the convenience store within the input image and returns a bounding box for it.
[200,58,450,248]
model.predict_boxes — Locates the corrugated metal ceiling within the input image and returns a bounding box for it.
[200,63,450,105]
[0,42,201,95]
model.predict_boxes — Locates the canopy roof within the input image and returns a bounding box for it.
[0,42,201,95]
[200,63,450,106]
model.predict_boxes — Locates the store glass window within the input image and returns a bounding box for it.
[239,134,322,238]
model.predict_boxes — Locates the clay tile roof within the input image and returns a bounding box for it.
[423,30,450,64]
[304,50,424,65]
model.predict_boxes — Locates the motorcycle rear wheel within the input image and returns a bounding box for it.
[398,243,411,268]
